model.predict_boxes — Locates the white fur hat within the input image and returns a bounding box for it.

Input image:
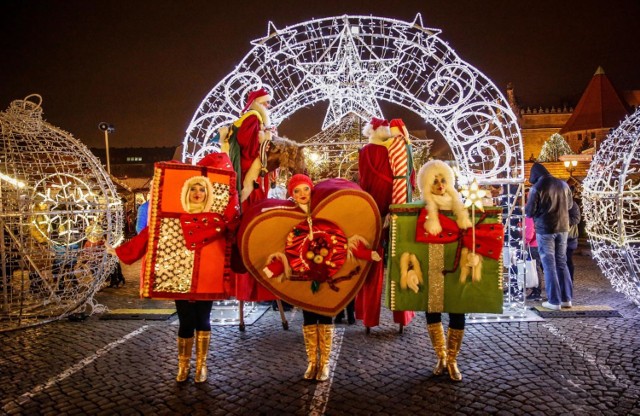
[362,117,393,143]
[417,160,471,234]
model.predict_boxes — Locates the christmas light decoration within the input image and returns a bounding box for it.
[582,108,640,305]
[537,133,573,162]
[183,14,526,313]
[0,95,123,331]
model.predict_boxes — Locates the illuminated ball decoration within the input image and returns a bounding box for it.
[582,108,640,306]
[184,14,526,313]
[0,95,124,331]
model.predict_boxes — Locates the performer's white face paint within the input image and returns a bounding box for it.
[292,184,311,205]
[430,174,447,196]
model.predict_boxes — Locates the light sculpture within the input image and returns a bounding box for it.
[0,95,124,331]
[582,108,640,305]
[183,14,526,312]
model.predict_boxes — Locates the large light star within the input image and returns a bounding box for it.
[299,21,398,129]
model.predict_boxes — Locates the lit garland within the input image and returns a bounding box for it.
[0,95,123,331]
[182,14,523,183]
[582,107,640,306]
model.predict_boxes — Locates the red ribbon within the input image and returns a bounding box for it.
[415,209,504,260]
[180,212,226,251]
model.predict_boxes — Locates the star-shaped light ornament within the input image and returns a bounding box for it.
[460,179,486,212]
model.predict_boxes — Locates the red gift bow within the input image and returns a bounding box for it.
[180,212,226,251]
[415,209,504,261]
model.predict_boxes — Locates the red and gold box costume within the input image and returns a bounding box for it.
[136,159,237,300]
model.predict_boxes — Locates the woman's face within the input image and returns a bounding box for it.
[292,184,311,205]
[188,183,207,204]
[430,174,447,196]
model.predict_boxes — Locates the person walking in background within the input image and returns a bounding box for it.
[524,215,544,301]
[567,188,581,282]
[525,163,574,310]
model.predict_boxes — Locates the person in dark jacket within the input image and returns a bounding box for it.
[524,163,574,310]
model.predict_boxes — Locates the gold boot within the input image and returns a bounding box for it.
[302,325,319,380]
[316,324,334,382]
[194,331,211,383]
[446,328,464,382]
[176,336,194,382]
[427,323,447,376]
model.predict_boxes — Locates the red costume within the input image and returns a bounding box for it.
[357,117,416,329]
[229,88,278,302]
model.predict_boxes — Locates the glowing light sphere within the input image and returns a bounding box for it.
[0,95,124,331]
[184,14,526,313]
[582,108,640,306]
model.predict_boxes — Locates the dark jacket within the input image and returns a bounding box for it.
[525,163,573,234]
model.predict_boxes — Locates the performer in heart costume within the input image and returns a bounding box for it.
[238,174,382,381]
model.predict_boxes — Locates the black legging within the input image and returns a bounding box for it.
[303,310,333,326]
[175,300,213,338]
[426,312,465,330]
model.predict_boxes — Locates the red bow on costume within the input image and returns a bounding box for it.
[415,209,503,260]
[180,213,226,251]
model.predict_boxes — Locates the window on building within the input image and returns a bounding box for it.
[577,133,582,141]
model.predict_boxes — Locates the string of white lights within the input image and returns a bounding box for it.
[0,95,123,331]
[582,107,640,306]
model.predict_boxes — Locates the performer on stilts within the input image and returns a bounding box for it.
[356,117,416,332]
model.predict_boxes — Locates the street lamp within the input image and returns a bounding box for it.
[98,122,115,174]
[564,160,577,179]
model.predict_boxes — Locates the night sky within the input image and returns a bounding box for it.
[2,0,639,149]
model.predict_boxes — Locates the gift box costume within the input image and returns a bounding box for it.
[385,160,504,381]
[357,117,416,330]
[112,152,239,383]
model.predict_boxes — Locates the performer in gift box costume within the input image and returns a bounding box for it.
[418,160,472,381]
[238,174,382,381]
[107,153,239,384]
[357,117,416,331]
[387,159,504,382]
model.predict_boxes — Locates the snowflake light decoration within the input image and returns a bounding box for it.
[183,14,526,313]
[0,95,123,331]
[582,108,640,305]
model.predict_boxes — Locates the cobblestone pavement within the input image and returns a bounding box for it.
[1,254,639,415]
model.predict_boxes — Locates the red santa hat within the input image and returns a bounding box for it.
[242,88,272,113]
[362,117,392,143]
[389,118,409,138]
[287,174,313,197]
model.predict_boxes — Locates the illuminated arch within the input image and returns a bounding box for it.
[183,14,527,314]
[183,14,523,184]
